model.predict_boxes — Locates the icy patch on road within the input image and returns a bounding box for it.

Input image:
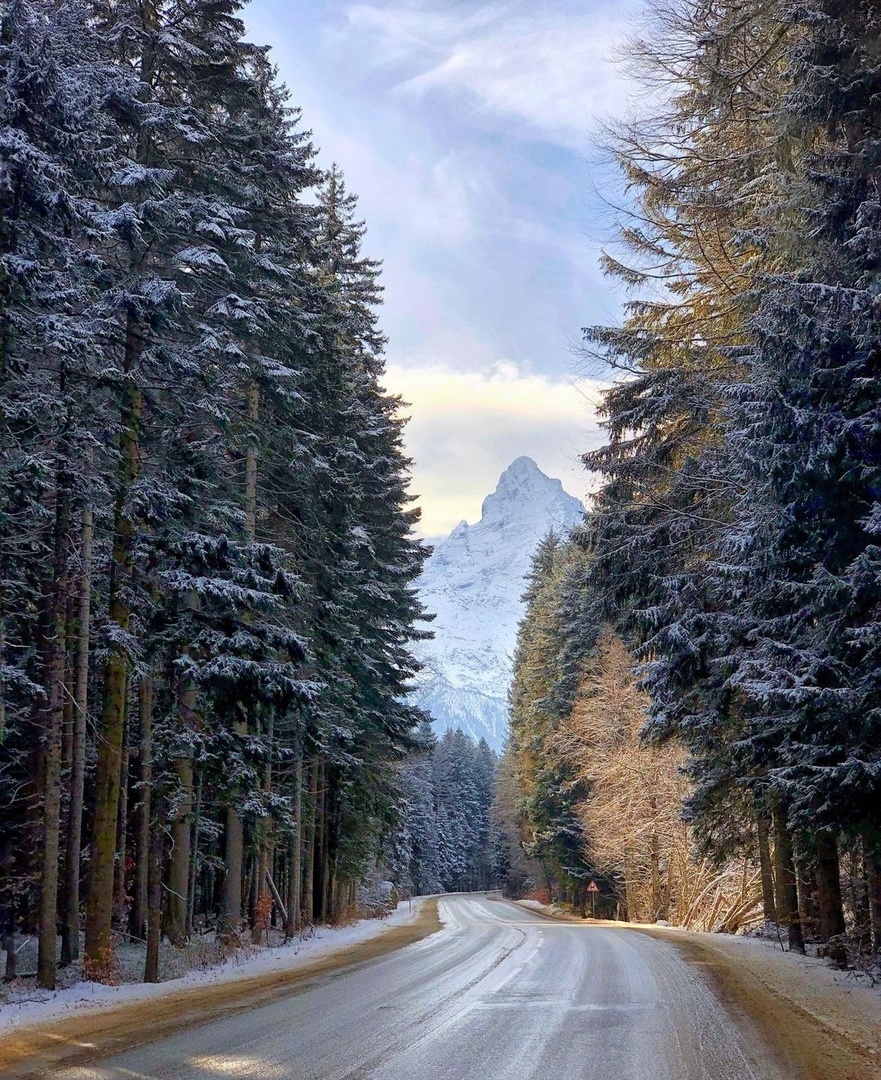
[0,898,427,1036]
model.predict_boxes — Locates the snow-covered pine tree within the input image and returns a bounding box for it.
[580,0,881,949]
[0,0,125,987]
[717,0,881,943]
[508,534,598,907]
[401,720,443,895]
[77,0,325,962]
[0,0,436,982]
[285,167,428,920]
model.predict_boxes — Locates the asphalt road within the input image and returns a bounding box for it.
[57,894,784,1080]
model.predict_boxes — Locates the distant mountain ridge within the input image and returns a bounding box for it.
[413,457,585,750]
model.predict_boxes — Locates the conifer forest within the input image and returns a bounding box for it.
[504,0,881,961]
[2,0,881,1055]
[0,0,439,990]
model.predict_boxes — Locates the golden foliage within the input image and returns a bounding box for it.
[551,628,761,931]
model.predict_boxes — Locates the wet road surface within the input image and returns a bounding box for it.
[56,894,783,1080]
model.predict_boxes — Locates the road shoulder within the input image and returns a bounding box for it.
[0,899,442,1079]
[509,899,880,1080]
[638,924,881,1080]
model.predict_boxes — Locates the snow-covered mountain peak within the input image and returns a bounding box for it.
[414,459,584,750]
[480,455,573,529]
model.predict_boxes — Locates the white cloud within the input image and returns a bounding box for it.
[384,359,608,536]
[344,2,631,149]
[338,3,505,68]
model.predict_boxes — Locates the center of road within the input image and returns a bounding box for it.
[24,896,789,1080]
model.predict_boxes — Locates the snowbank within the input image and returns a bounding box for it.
[0,898,426,1037]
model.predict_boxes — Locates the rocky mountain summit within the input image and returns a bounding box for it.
[414,457,584,750]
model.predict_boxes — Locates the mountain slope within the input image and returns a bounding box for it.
[414,457,584,749]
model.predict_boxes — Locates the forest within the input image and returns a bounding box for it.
[503,0,881,960]
[0,0,435,989]
[388,724,497,898]
[4,0,881,1007]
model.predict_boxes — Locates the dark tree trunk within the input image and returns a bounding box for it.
[866,842,881,953]
[814,831,846,941]
[219,735,245,938]
[773,803,805,954]
[165,756,193,945]
[284,751,303,938]
[757,810,776,923]
[113,744,129,929]
[0,565,5,743]
[37,484,70,989]
[130,673,152,940]
[795,850,819,940]
[314,758,327,923]
[85,330,143,968]
[2,838,17,980]
[186,770,202,935]
[3,925,15,981]
[301,757,317,925]
[61,502,93,965]
[144,813,163,983]
[254,715,274,943]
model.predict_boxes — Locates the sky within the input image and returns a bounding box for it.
[244,0,636,536]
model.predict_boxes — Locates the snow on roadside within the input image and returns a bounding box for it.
[0,898,428,1037]
[684,927,881,1026]
[515,898,570,917]
[514,896,881,1064]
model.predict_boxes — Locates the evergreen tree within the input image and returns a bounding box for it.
[0,0,433,983]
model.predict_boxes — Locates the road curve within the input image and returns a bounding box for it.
[57,894,784,1080]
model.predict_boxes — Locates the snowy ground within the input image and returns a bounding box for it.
[0,898,427,1036]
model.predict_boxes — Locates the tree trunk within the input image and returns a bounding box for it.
[3,924,15,981]
[166,584,200,944]
[113,745,130,929]
[130,673,152,940]
[186,770,202,935]
[773,802,805,954]
[795,850,818,940]
[301,757,317,925]
[814,831,846,941]
[623,857,636,922]
[757,810,776,923]
[85,332,143,968]
[219,735,245,938]
[649,836,661,919]
[285,751,303,938]
[865,842,881,953]
[314,758,327,923]
[61,502,93,965]
[144,813,163,983]
[220,805,244,936]
[0,566,5,742]
[60,590,76,773]
[37,485,70,989]
[165,756,193,945]
[254,714,273,944]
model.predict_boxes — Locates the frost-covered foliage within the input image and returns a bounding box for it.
[577,0,881,953]
[507,533,606,911]
[0,0,428,988]
[386,720,497,895]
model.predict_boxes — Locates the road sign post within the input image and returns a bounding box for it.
[587,879,600,919]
